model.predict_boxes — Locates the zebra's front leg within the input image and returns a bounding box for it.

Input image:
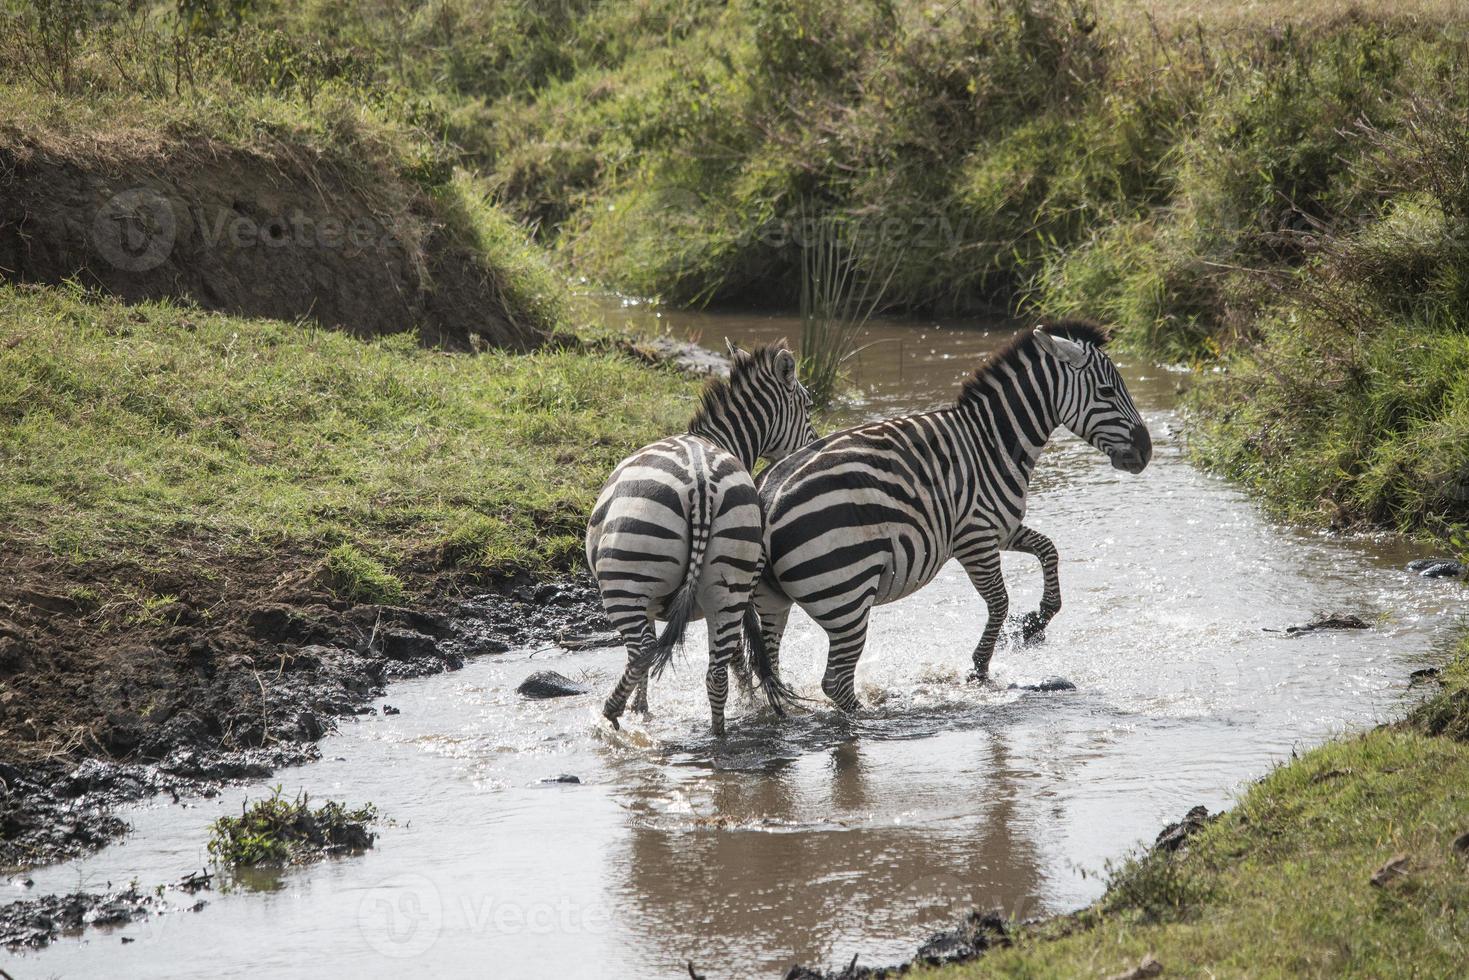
[960,549,1009,683]
[603,623,657,729]
[1006,524,1061,643]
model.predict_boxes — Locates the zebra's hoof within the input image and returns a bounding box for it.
[603,709,622,731]
[966,669,990,685]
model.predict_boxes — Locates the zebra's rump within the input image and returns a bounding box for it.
[587,435,763,622]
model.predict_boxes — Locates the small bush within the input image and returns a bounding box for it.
[1101,849,1214,924]
[208,787,377,866]
[325,544,406,604]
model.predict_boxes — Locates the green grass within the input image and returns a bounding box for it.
[927,637,1469,979]
[208,787,378,866]
[0,284,692,577]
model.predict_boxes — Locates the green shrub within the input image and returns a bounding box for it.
[208,787,377,866]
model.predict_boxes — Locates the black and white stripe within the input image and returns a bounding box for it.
[753,321,1151,711]
[586,343,817,736]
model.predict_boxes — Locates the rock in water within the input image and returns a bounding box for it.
[1007,676,1077,692]
[516,670,589,699]
[1267,614,1370,635]
[1420,560,1466,579]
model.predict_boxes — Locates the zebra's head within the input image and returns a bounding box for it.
[724,341,817,462]
[1033,322,1152,474]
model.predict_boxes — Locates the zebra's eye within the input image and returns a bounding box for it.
[1098,385,1117,399]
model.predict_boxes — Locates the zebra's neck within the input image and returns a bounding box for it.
[689,403,759,470]
[954,360,1059,486]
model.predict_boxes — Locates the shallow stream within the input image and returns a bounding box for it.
[17,306,1463,977]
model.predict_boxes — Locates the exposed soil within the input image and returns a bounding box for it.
[0,131,544,351]
[1,877,211,950]
[0,546,609,870]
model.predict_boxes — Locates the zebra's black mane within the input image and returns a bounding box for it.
[956,318,1110,406]
[690,342,788,431]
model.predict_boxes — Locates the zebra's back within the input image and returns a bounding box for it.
[759,411,999,615]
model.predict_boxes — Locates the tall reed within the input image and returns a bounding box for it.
[796,206,897,408]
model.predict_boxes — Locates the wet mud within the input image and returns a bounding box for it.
[0,558,608,870]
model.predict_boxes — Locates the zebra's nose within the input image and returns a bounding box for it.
[1131,423,1152,467]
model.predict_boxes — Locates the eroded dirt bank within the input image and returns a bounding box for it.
[0,550,608,870]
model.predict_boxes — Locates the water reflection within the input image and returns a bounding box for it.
[613,723,1046,974]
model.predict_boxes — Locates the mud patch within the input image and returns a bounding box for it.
[0,881,209,950]
[0,549,607,870]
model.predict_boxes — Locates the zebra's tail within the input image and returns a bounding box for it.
[743,604,801,716]
[648,480,712,679]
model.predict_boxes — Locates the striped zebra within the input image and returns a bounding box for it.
[752,321,1151,712]
[586,343,817,736]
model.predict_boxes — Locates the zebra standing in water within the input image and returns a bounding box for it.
[586,343,817,736]
[752,321,1151,712]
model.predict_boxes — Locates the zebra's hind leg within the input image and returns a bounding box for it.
[1005,524,1061,643]
[752,578,794,682]
[705,604,747,739]
[817,605,873,714]
[603,622,657,729]
[631,676,650,716]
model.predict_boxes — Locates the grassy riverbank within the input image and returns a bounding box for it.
[0,283,692,766]
[0,283,691,582]
[924,634,1469,978]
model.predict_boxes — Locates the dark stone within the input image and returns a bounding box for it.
[1155,804,1211,853]
[1007,676,1076,692]
[541,774,581,784]
[783,909,1008,978]
[382,704,401,716]
[296,710,324,741]
[1408,557,1450,572]
[1410,667,1441,682]
[517,670,589,699]
[1420,560,1466,579]
[1268,615,1371,636]
[914,909,1009,967]
[378,627,439,660]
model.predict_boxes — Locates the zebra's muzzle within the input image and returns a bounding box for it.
[1108,423,1152,474]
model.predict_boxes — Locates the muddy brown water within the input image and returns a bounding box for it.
[16,306,1464,978]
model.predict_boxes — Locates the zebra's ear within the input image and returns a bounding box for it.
[775,348,798,388]
[1034,326,1088,368]
[725,338,746,360]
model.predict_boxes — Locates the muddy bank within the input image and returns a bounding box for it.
[0,133,546,351]
[0,549,608,870]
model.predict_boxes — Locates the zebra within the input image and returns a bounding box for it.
[751,320,1151,712]
[586,342,817,737]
